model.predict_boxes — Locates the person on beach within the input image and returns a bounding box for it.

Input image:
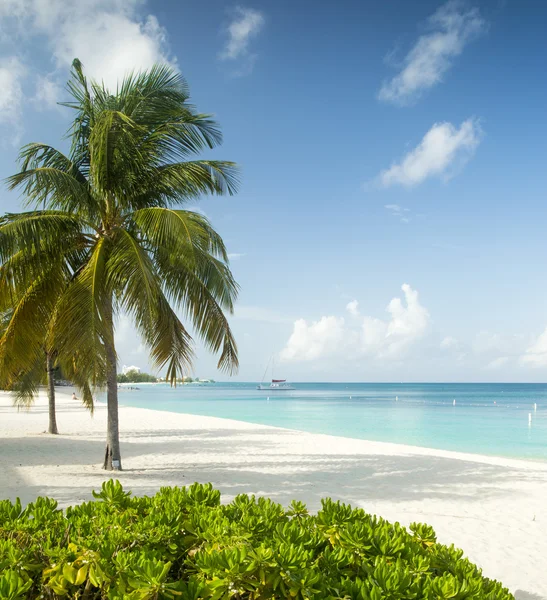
[72,392,78,401]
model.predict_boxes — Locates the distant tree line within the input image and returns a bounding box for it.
[178,377,215,383]
[117,370,157,384]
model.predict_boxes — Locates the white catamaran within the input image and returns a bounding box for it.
[257,356,295,390]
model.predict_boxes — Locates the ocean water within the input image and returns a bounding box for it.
[114,382,547,460]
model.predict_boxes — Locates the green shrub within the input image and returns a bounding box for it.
[0,481,512,599]
[117,370,157,384]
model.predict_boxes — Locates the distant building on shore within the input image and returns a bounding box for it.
[122,365,141,375]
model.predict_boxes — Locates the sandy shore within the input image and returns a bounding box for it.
[1,388,545,599]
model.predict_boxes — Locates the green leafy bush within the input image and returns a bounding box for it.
[0,481,512,599]
[117,370,158,384]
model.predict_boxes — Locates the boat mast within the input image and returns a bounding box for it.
[260,355,272,385]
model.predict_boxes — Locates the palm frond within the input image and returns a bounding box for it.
[144,114,224,160]
[130,206,238,373]
[52,238,109,387]
[132,207,230,261]
[88,110,146,199]
[155,250,239,374]
[0,269,64,389]
[17,144,87,184]
[151,294,194,383]
[0,234,88,314]
[107,227,194,381]
[9,354,46,408]
[117,64,190,118]
[6,145,97,216]
[0,211,90,265]
[142,161,240,202]
[60,355,96,413]
[60,58,95,172]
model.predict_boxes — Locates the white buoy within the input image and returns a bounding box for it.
[395,396,398,402]
[529,413,532,425]
[534,403,537,412]
[453,399,456,406]
[267,397,270,402]
[349,396,352,399]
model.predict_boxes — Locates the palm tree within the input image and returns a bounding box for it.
[1,59,239,470]
[0,294,95,435]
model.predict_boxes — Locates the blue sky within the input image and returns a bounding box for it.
[1,0,546,382]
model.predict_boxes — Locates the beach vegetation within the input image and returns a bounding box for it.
[1,59,239,470]
[0,481,513,599]
[117,370,157,383]
[0,301,94,435]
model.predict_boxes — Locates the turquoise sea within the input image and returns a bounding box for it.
[115,382,547,460]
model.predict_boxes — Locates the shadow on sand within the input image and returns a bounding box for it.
[2,425,545,511]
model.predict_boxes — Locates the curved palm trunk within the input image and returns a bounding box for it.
[103,295,122,471]
[46,352,59,435]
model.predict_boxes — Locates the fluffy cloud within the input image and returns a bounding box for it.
[382,284,430,356]
[379,1,487,105]
[520,327,547,367]
[0,57,25,141]
[219,7,265,74]
[33,75,62,110]
[440,336,458,349]
[378,119,482,188]
[346,300,360,317]
[0,0,173,92]
[280,284,430,362]
[280,316,346,362]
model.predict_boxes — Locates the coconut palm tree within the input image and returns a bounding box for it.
[1,59,239,470]
[0,286,95,434]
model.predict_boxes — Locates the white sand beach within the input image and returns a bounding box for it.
[1,388,546,599]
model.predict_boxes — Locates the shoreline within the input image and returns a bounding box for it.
[110,394,547,465]
[113,399,547,467]
[1,387,546,598]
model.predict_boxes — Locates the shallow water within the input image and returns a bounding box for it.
[113,382,547,460]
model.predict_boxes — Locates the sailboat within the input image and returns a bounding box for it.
[257,356,295,390]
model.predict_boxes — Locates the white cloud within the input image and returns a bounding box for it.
[228,253,246,260]
[378,119,482,188]
[486,356,509,370]
[379,1,487,105]
[0,56,25,142]
[520,327,547,367]
[220,7,264,74]
[33,75,62,111]
[56,12,171,91]
[361,317,388,355]
[0,1,173,94]
[440,336,458,349]
[280,284,430,362]
[382,284,430,356]
[346,300,360,317]
[280,316,346,362]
